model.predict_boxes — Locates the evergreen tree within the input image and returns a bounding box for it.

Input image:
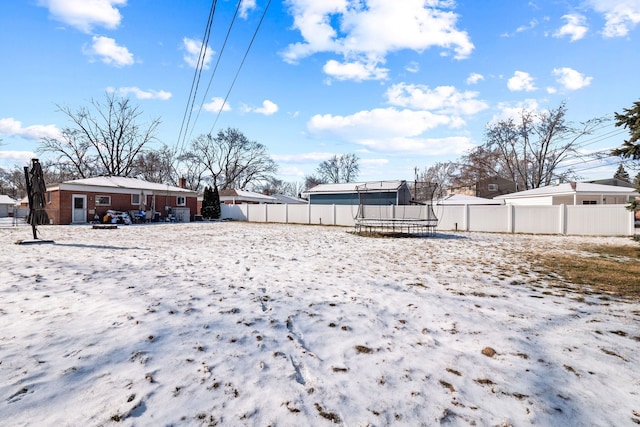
[613,164,630,182]
[211,184,221,219]
[612,99,640,160]
[201,186,215,219]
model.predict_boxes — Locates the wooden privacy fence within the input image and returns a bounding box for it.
[220,203,637,236]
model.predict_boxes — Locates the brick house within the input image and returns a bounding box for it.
[44,176,198,224]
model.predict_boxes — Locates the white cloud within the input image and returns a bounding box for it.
[385,83,488,116]
[203,97,231,113]
[106,86,172,100]
[0,118,61,140]
[323,59,389,81]
[0,150,37,167]
[507,71,537,92]
[587,0,640,37]
[466,72,484,85]
[282,0,473,81]
[271,152,337,163]
[39,0,125,33]
[554,14,588,41]
[239,0,257,19]
[516,19,539,33]
[244,100,279,115]
[405,61,420,73]
[182,37,214,69]
[306,108,474,154]
[553,67,593,90]
[85,36,134,67]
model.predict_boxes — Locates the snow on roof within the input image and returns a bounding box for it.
[494,182,639,199]
[306,180,406,194]
[272,194,307,204]
[59,176,195,194]
[0,195,16,205]
[219,189,278,203]
[437,194,504,205]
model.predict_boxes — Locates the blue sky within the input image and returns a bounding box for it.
[1,0,639,184]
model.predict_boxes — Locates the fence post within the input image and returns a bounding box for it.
[507,204,514,233]
[333,204,336,225]
[308,203,311,224]
[559,204,566,235]
[285,204,289,224]
[464,204,470,231]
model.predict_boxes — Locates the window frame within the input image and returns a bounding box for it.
[176,196,186,206]
[95,195,111,206]
[131,194,141,205]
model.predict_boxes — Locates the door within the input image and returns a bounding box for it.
[72,195,87,223]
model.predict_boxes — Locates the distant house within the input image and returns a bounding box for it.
[0,195,16,217]
[304,180,412,205]
[218,189,278,205]
[446,176,517,198]
[476,176,518,198]
[494,182,639,206]
[44,176,198,224]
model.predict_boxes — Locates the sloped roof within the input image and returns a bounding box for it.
[272,194,307,204]
[56,176,196,194]
[0,195,17,205]
[219,189,278,203]
[437,194,504,205]
[306,180,406,194]
[494,182,639,199]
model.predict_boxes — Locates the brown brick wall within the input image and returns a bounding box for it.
[47,189,198,224]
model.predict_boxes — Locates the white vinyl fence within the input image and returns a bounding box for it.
[221,203,637,236]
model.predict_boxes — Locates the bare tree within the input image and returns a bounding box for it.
[184,128,277,190]
[132,144,178,184]
[316,153,360,183]
[39,93,160,177]
[417,162,457,199]
[467,102,602,190]
[39,128,95,178]
[255,178,304,197]
[177,151,208,191]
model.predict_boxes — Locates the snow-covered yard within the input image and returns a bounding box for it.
[1,222,638,426]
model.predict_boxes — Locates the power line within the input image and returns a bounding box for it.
[176,0,218,156]
[186,0,244,144]
[208,0,273,135]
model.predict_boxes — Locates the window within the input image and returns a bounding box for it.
[95,195,111,206]
[176,196,186,206]
[582,200,597,205]
[46,191,52,204]
[131,194,141,205]
[488,184,499,192]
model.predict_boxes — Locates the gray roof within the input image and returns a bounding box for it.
[305,180,407,195]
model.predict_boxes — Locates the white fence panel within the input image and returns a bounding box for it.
[265,204,288,223]
[287,204,310,224]
[513,205,561,234]
[335,205,357,226]
[435,206,465,231]
[221,204,247,220]
[469,206,509,233]
[221,203,635,236]
[309,204,336,225]
[566,205,633,236]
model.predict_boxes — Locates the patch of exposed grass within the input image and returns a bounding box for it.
[533,243,640,299]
